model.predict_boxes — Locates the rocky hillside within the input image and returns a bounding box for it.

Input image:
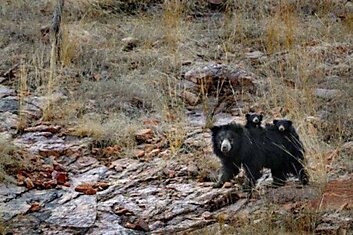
[1,0,353,234]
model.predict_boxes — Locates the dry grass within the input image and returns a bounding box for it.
[72,112,143,150]
[0,0,352,233]
[0,135,21,183]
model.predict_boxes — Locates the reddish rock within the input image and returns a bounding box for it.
[312,175,353,210]
[17,173,25,186]
[134,219,150,232]
[24,178,35,189]
[52,171,69,185]
[53,163,65,172]
[94,182,110,191]
[133,149,145,158]
[114,207,134,216]
[42,180,57,189]
[42,164,54,173]
[124,219,149,232]
[135,129,154,143]
[75,183,97,195]
[146,149,160,158]
[103,145,121,156]
[39,149,62,157]
[24,125,61,133]
[28,202,42,212]
[33,179,43,188]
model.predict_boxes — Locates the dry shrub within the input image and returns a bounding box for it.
[73,112,142,149]
[0,135,22,182]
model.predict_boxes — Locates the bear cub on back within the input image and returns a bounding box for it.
[245,113,263,128]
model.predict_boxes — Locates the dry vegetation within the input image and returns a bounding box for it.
[0,134,21,182]
[0,0,352,233]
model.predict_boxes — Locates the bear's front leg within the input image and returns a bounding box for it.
[213,164,240,188]
[271,169,287,187]
[243,164,262,191]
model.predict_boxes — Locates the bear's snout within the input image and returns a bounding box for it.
[253,117,259,123]
[278,125,285,131]
[221,139,231,153]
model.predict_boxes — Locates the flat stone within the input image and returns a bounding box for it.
[245,51,266,59]
[25,92,67,110]
[71,166,108,187]
[0,85,16,98]
[0,111,18,132]
[0,96,19,113]
[315,223,340,234]
[0,183,26,203]
[315,88,339,99]
[266,186,320,204]
[47,195,97,228]
[24,125,61,133]
[184,63,257,91]
[135,129,154,143]
[311,174,353,210]
[0,196,31,221]
[88,211,141,235]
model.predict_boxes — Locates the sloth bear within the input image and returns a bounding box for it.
[245,113,263,128]
[211,121,308,189]
[211,123,267,189]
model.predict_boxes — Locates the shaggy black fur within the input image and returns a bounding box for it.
[265,119,308,186]
[210,121,309,189]
[211,123,267,189]
[245,113,263,128]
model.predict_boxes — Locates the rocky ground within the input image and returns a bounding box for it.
[1,0,353,234]
[1,65,353,234]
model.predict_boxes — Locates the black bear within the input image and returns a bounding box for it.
[210,123,267,189]
[264,119,309,186]
[245,113,263,128]
[210,121,309,189]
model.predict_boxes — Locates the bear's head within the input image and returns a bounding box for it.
[210,124,243,155]
[273,119,293,132]
[245,113,263,127]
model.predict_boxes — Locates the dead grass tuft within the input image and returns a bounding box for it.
[72,112,143,150]
[0,135,21,183]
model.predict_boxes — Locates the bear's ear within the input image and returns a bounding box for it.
[210,126,220,133]
[259,114,263,121]
[245,113,250,119]
[287,120,293,127]
[273,119,279,125]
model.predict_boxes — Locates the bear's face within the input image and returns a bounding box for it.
[211,124,243,155]
[273,119,293,132]
[246,113,263,126]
